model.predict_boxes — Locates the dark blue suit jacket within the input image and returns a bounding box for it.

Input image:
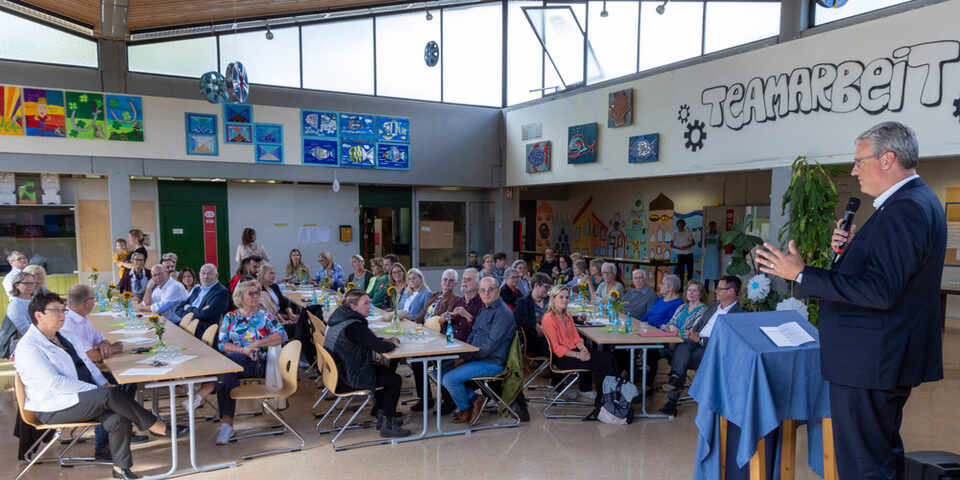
[174,282,230,325]
[798,177,945,390]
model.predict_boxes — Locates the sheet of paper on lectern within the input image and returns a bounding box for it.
[760,321,816,347]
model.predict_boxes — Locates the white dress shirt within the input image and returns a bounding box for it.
[699,301,738,338]
[61,308,107,353]
[3,266,22,303]
[872,174,920,209]
[14,325,107,412]
[148,278,189,323]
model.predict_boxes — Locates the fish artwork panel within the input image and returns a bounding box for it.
[340,141,376,168]
[339,113,376,142]
[526,141,551,173]
[302,110,337,138]
[303,138,339,166]
[567,123,597,164]
[376,116,410,143]
[376,143,409,170]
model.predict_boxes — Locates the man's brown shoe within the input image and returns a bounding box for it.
[451,410,472,424]
[468,395,486,425]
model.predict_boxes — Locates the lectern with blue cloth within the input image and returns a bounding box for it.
[690,310,839,480]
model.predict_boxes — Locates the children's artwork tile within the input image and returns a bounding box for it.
[65,91,105,140]
[340,141,376,168]
[225,123,252,144]
[255,143,283,163]
[187,133,218,156]
[186,113,217,135]
[185,113,218,156]
[223,103,252,123]
[339,113,376,141]
[628,134,659,164]
[303,138,339,166]
[608,89,633,128]
[104,94,144,141]
[376,116,410,143]
[255,123,283,144]
[567,123,597,164]
[526,141,551,173]
[377,143,410,170]
[302,110,338,138]
[23,88,66,138]
[0,86,24,136]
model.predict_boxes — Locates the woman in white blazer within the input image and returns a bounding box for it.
[14,292,185,480]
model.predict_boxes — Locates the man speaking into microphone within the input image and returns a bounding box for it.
[756,121,945,480]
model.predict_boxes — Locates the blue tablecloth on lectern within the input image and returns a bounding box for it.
[690,310,831,479]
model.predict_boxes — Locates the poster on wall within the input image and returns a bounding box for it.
[302,110,337,137]
[65,91,105,140]
[23,88,65,137]
[104,94,143,141]
[376,143,409,170]
[0,86,24,136]
[255,144,283,163]
[567,123,597,164]
[225,123,252,144]
[526,141,551,173]
[628,134,659,164]
[254,123,283,163]
[340,141,376,168]
[223,103,252,123]
[339,113,376,142]
[303,138,339,166]
[377,116,410,143]
[185,113,218,156]
[608,89,633,128]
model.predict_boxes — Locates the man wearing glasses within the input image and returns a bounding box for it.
[757,121,945,480]
[3,250,28,303]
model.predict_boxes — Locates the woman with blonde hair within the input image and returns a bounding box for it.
[282,248,310,284]
[540,285,619,401]
[397,268,431,320]
[314,251,345,290]
[21,265,49,295]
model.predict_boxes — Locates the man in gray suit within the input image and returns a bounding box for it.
[660,275,744,415]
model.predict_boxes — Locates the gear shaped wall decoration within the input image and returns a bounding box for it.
[953,97,960,121]
[684,120,707,152]
[677,104,691,124]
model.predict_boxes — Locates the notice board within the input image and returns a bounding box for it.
[420,221,454,249]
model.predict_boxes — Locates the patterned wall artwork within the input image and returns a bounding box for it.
[65,92,105,140]
[104,94,143,141]
[1,86,24,136]
[340,141,376,168]
[377,116,410,143]
[340,113,376,142]
[629,134,659,164]
[626,194,648,260]
[224,103,252,123]
[608,88,633,128]
[607,213,627,258]
[185,113,218,156]
[567,123,597,164]
[225,123,252,144]
[525,141,551,173]
[377,143,409,170]
[536,201,553,253]
[303,138,338,166]
[648,193,675,260]
[675,210,704,279]
[302,110,338,137]
[254,123,283,163]
[302,110,338,166]
[572,196,608,256]
[23,88,65,137]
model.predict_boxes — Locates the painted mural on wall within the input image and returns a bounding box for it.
[572,196,609,257]
[567,123,597,164]
[626,194,648,260]
[526,141,551,173]
[607,213,626,258]
[0,86,23,136]
[536,201,553,253]
[678,40,960,152]
[608,88,633,128]
[675,210,704,280]
[65,92,105,140]
[23,88,65,137]
[648,193,674,260]
[104,94,143,141]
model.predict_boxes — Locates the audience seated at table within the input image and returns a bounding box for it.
[397,268,431,320]
[513,272,553,358]
[22,265,49,295]
[323,289,410,438]
[541,285,620,402]
[499,267,522,309]
[346,254,373,291]
[235,227,270,263]
[202,280,286,445]
[366,257,390,309]
[410,268,460,411]
[175,263,230,340]
[15,291,185,480]
[178,267,198,295]
[136,265,188,323]
[117,252,150,300]
[116,229,149,269]
[660,275,743,416]
[591,262,624,304]
[512,260,531,296]
[566,259,592,297]
[6,271,37,336]
[381,262,407,311]
[441,277,515,424]
[538,248,558,275]
[447,268,483,341]
[588,259,603,291]
[556,254,573,283]
[161,253,179,281]
[229,255,262,293]
[257,264,297,325]
[3,251,28,302]
[640,274,684,329]
[314,251,345,290]
[493,252,508,281]
[642,279,709,391]
[622,268,657,320]
[381,254,399,274]
[281,248,310,284]
[480,254,498,282]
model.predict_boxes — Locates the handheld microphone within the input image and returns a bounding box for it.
[833,197,860,258]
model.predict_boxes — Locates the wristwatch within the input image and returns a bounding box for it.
[795,272,803,283]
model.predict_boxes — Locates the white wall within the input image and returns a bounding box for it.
[504,0,960,187]
[226,182,360,276]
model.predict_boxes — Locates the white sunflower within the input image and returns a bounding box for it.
[776,297,809,321]
[746,273,771,302]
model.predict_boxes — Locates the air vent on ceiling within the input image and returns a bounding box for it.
[521,122,542,141]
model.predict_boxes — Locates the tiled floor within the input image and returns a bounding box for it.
[2,319,958,480]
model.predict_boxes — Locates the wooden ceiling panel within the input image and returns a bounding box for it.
[20,0,101,29]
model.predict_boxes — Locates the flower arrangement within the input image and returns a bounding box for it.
[578,282,590,300]
[318,276,332,289]
[346,282,357,290]
[742,273,784,312]
[88,266,100,286]
[148,315,165,349]
[119,291,133,317]
[746,274,771,302]
[608,289,628,315]
[386,285,402,332]
[553,273,566,285]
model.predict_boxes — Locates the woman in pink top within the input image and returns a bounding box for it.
[540,286,620,400]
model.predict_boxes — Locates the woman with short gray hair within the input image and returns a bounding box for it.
[640,274,684,329]
[500,267,522,308]
[591,262,624,304]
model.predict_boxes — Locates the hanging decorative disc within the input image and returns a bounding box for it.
[815,0,847,7]
[424,41,439,67]
[199,71,229,104]
[225,61,250,103]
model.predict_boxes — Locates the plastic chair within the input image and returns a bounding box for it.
[200,324,218,348]
[315,346,381,451]
[13,374,110,480]
[228,340,304,460]
[182,316,199,336]
[542,333,593,419]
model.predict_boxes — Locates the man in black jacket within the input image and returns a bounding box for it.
[174,264,229,340]
[513,273,553,357]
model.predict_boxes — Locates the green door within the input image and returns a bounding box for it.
[158,181,230,284]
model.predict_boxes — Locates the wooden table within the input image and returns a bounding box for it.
[721,417,839,480]
[940,282,960,332]
[90,312,242,479]
[577,318,682,419]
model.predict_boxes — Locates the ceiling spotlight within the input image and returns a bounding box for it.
[265,25,273,40]
[600,1,608,17]
[656,0,669,15]
[425,9,433,21]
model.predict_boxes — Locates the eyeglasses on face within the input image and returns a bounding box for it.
[853,153,881,168]
[17,281,36,286]
[44,307,67,314]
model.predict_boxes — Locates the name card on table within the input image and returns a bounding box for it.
[760,321,816,348]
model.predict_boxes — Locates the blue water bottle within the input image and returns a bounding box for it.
[311,289,318,305]
[446,323,454,345]
[624,315,632,333]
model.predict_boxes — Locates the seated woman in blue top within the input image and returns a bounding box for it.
[397,268,432,320]
[640,274,684,328]
[314,251,345,290]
